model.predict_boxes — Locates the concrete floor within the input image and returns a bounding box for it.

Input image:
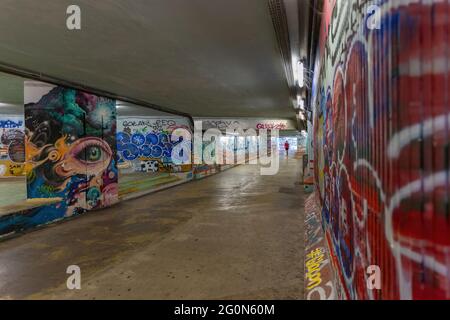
[0,156,305,300]
[118,171,187,199]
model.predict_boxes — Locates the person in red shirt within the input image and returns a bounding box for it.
[284,141,290,157]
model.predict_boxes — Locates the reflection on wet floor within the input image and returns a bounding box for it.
[0,157,305,299]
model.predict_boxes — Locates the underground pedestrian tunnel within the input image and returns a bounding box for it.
[0,0,449,301]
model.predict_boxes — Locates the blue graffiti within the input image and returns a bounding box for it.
[0,119,23,129]
[117,131,184,163]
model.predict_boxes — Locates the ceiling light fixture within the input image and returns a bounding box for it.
[0,102,23,108]
[298,61,304,88]
[116,103,128,109]
[297,96,305,110]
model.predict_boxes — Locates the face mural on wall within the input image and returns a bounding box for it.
[0,116,25,177]
[25,82,118,217]
[313,0,450,299]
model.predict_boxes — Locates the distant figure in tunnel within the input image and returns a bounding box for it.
[284,141,290,157]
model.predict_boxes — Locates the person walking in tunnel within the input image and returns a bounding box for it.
[284,140,290,158]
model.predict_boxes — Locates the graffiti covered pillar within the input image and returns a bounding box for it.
[24,81,118,219]
[312,0,450,299]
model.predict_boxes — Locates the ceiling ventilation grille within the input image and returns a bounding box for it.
[268,0,295,93]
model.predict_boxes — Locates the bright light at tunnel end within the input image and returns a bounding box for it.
[169,121,281,176]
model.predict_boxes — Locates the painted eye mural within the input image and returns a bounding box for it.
[67,137,112,171]
[24,82,118,218]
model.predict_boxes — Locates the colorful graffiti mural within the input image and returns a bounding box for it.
[0,115,25,177]
[25,82,118,216]
[312,0,450,299]
[117,117,191,174]
[0,82,119,236]
[199,118,296,131]
[305,194,337,300]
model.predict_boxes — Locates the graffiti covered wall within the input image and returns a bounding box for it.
[25,82,117,217]
[312,0,450,299]
[198,118,296,131]
[117,116,191,174]
[0,115,25,177]
[116,116,193,198]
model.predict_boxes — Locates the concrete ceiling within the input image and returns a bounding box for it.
[0,0,296,119]
[116,101,182,118]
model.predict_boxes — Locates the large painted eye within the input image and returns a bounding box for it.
[83,145,102,162]
[69,137,112,167]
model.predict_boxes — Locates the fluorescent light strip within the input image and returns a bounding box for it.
[298,61,304,88]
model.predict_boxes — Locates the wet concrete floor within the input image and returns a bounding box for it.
[0,156,305,299]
